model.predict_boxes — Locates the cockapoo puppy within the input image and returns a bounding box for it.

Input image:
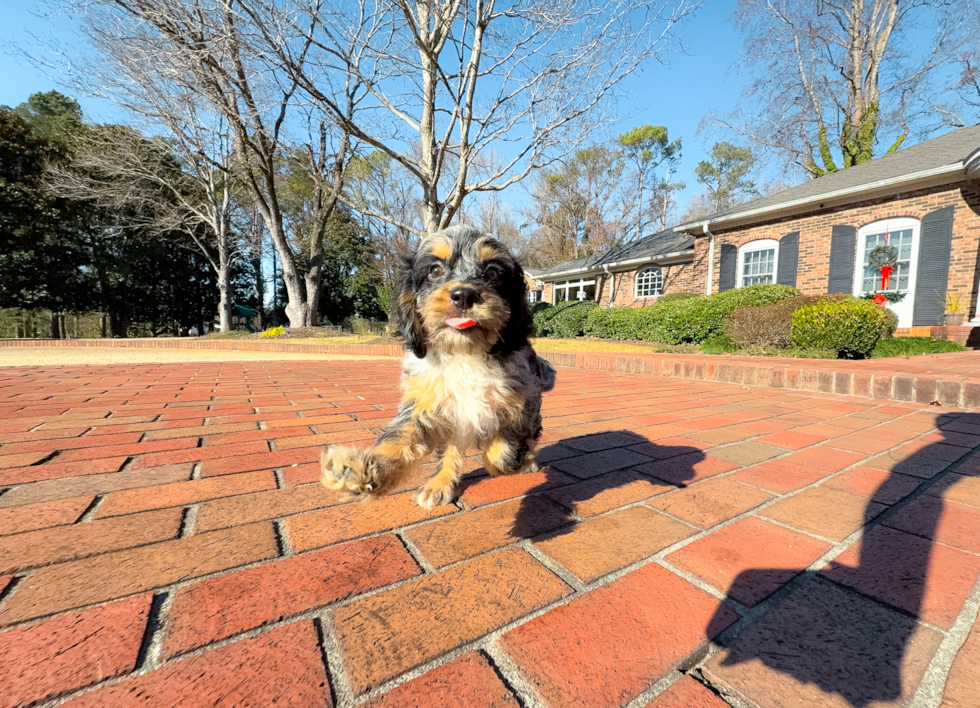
[321,225,556,509]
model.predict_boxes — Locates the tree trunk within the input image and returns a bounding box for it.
[217,247,233,334]
[50,313,61,339]
[99,313,107,339]
[252,212,264,330]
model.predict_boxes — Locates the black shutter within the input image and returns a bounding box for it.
[828,225,856,294]
[777,232,800,288]
[913,206,955,326]
[718,244,737,292]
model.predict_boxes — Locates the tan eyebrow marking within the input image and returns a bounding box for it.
[475,237,506,262]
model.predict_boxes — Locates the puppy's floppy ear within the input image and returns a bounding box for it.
[393,251,427,358]
[491,260,534,357]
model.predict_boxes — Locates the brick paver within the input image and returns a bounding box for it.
[2,359,980,706]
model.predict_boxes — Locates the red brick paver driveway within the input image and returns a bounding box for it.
[1,360,979,708]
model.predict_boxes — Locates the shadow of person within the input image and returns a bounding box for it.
[494,430,706,542]
[702,412,978,707]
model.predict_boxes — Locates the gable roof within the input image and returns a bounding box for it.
[533,229,694,280]
[677,124,980,234]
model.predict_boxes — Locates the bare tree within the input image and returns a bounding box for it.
[268,0,698,235]
[936,50,980,127]
[45,122,245,332]
[712,0,974,178]
[64,0,357,328]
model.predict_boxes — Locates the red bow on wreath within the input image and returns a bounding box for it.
[879,264,895,289]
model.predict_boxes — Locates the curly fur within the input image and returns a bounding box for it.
[321,224,556,509]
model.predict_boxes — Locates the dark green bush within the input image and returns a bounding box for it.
[533,300,597,338]
[723,295,822,348]
[651,284,799,344]
[531,302,554,336]
[872,337,966,358]
[549,301,598,338]
[583,307,652,340]
[790,296,898,358]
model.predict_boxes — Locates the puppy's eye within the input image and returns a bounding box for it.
[428,264,444,280]
[484,266,501,283]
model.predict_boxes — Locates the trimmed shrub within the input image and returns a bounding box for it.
[531,302,554,336]
[583,306,652,340]
[549,300,599,338]
[723,295,822,348]
[791,297,897,358]
[651,284,799,344]
[657,292,700,304]
[532,300,597,338]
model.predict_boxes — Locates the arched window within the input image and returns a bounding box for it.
[634,267,663,298]
[738,239,779,287]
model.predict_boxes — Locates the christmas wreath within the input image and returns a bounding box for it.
[867,244,901,294]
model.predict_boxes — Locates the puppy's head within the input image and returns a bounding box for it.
[393,225,532,358]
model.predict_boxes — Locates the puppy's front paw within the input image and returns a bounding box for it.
[321,445,382,498]
[414,478,456,510]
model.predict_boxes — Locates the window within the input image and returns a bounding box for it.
[739,240,778,287]
[551,278,596,304]
[859,225,914,294]
[634,267,663,298]
[527,289,543,303]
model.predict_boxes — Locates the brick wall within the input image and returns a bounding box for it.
[691,181,980,314]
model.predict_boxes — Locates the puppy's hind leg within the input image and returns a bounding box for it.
[482,436,538,477]
[321,421,428,500]
[415,445,466,510]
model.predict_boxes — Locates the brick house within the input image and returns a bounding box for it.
[527,230,695,307]
[533,124,980,335]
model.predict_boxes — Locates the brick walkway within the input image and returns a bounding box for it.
[1,360,979,708]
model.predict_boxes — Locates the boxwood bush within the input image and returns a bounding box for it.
[532,300,597,338]
[790,297,898,358]
[651,284,799,344]
[583,306,652,340]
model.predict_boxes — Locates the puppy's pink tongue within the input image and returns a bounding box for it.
[446,317,476,330]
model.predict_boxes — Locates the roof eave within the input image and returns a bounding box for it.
[537,249,694,280]
[675,162,967,235]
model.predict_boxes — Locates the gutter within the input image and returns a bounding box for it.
[676,161,967,234]
[703,224,715,296]
[538,248,694,280]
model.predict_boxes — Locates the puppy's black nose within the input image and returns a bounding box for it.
[450,287,481,311]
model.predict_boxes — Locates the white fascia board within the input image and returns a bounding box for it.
[538,250,694,281]
[674,162,967,235]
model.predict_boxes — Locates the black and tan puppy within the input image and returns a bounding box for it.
[321,225,556,508]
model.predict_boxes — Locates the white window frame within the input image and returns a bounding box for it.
[527,289,543,303]
[738,239,779,287]
[852,217,921,329]
[634,267,664,298]
[551,277,596,304]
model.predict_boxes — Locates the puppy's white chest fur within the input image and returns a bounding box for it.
[402,352,520,447]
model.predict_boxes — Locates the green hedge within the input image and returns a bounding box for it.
[583,306,653,340]
[532,300,597,338]
[651,284,798,344]
[790,297,898,358]
[580,284,798,344]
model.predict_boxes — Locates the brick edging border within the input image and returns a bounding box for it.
[0,338,405,357]
[537,351,980,410]
[2,338,978,409]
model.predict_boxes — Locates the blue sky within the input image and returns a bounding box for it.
[1,0,749,215]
